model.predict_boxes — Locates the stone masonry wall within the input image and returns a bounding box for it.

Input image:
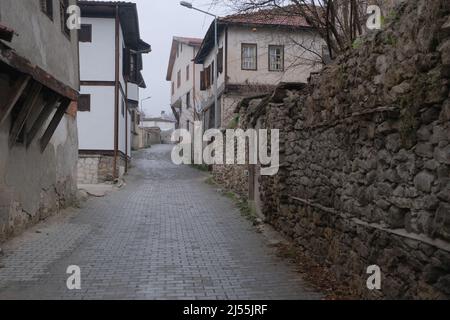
[223,0,450,299]
[78,154,127,184]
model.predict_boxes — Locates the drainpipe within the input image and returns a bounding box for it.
[125,84,128,173]
[113,5,120,180]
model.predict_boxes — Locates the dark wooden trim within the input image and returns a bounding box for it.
[225,27,228,85]
[268,45,285,72]
[0,74,31,126]
[80,80,115,86]
[79,149,129,160]
[80,149,115,157]
[9,82,43,147]
[113,5,120,179]
[125,81,128,173]
[0,42,78,100]
[40,98,71,152]
[241,43,258,71]
[26,94,60,148]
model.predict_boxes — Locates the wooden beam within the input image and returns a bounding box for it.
[0,74,31,126]
[40,98,71,153]
[9,82,42,147]
[26,94,60,148]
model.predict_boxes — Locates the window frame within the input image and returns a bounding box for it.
[241,43,258,71]
[268,45,285,72]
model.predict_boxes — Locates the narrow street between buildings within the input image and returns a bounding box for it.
[0,145,321,300]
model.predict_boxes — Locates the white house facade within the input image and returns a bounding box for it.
[194,11,324,129]
[166,36,203,132]
[77,1,150,184]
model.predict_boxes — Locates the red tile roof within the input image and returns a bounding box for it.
[220,10,311,28]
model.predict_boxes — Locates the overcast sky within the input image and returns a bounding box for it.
[131,0,231,117]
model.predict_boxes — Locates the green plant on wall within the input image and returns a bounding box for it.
[352,37,364,50]
[228,115,240,129]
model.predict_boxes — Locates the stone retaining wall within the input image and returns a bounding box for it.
[218,0,450,299]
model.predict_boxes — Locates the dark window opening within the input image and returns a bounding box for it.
[60,0,71,39]
[217,47,224,74]
[40,0,53,20]
[186,91,191,109]
[78,94,91,112]
[79,24,92,42]
[200,70,206,91]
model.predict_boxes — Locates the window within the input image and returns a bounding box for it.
[123,49,138,82]
[171,82,175,95]
[217,47,224,74]
[60,0,70,39]
[211,61,214,85]
[186,121,190,131]
[129,52,138,82]
[40,0,53,20]
[200,70,206,91]
[269,45,284,71]
[177,70,181,88]
[241,44,257,70]
[205,65,211,89]
[78,94,91,112]
[79,24,92,42]
[186,91,191,109]
[186,65,190,81]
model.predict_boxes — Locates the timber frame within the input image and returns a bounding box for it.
[0,42,78,152]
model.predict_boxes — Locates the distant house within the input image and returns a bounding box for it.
[141,112,177,144]
[0,0,79,241]
[194,10,324,129]
[77,1,151,184]
[166,36,203,132]
[141,112,177,131]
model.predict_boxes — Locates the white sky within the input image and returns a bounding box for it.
[132,0,231,117]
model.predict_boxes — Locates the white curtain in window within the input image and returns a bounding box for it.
[242,45,256,70]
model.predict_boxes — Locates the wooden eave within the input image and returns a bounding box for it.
[0,42,78,100]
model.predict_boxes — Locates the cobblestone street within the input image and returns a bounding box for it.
[0,145,320,300]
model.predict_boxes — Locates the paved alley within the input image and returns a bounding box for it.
[0,145,320,300]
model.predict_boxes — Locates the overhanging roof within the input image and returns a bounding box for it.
[77,1,151,52]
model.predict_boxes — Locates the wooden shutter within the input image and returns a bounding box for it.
[211,62,214,85]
